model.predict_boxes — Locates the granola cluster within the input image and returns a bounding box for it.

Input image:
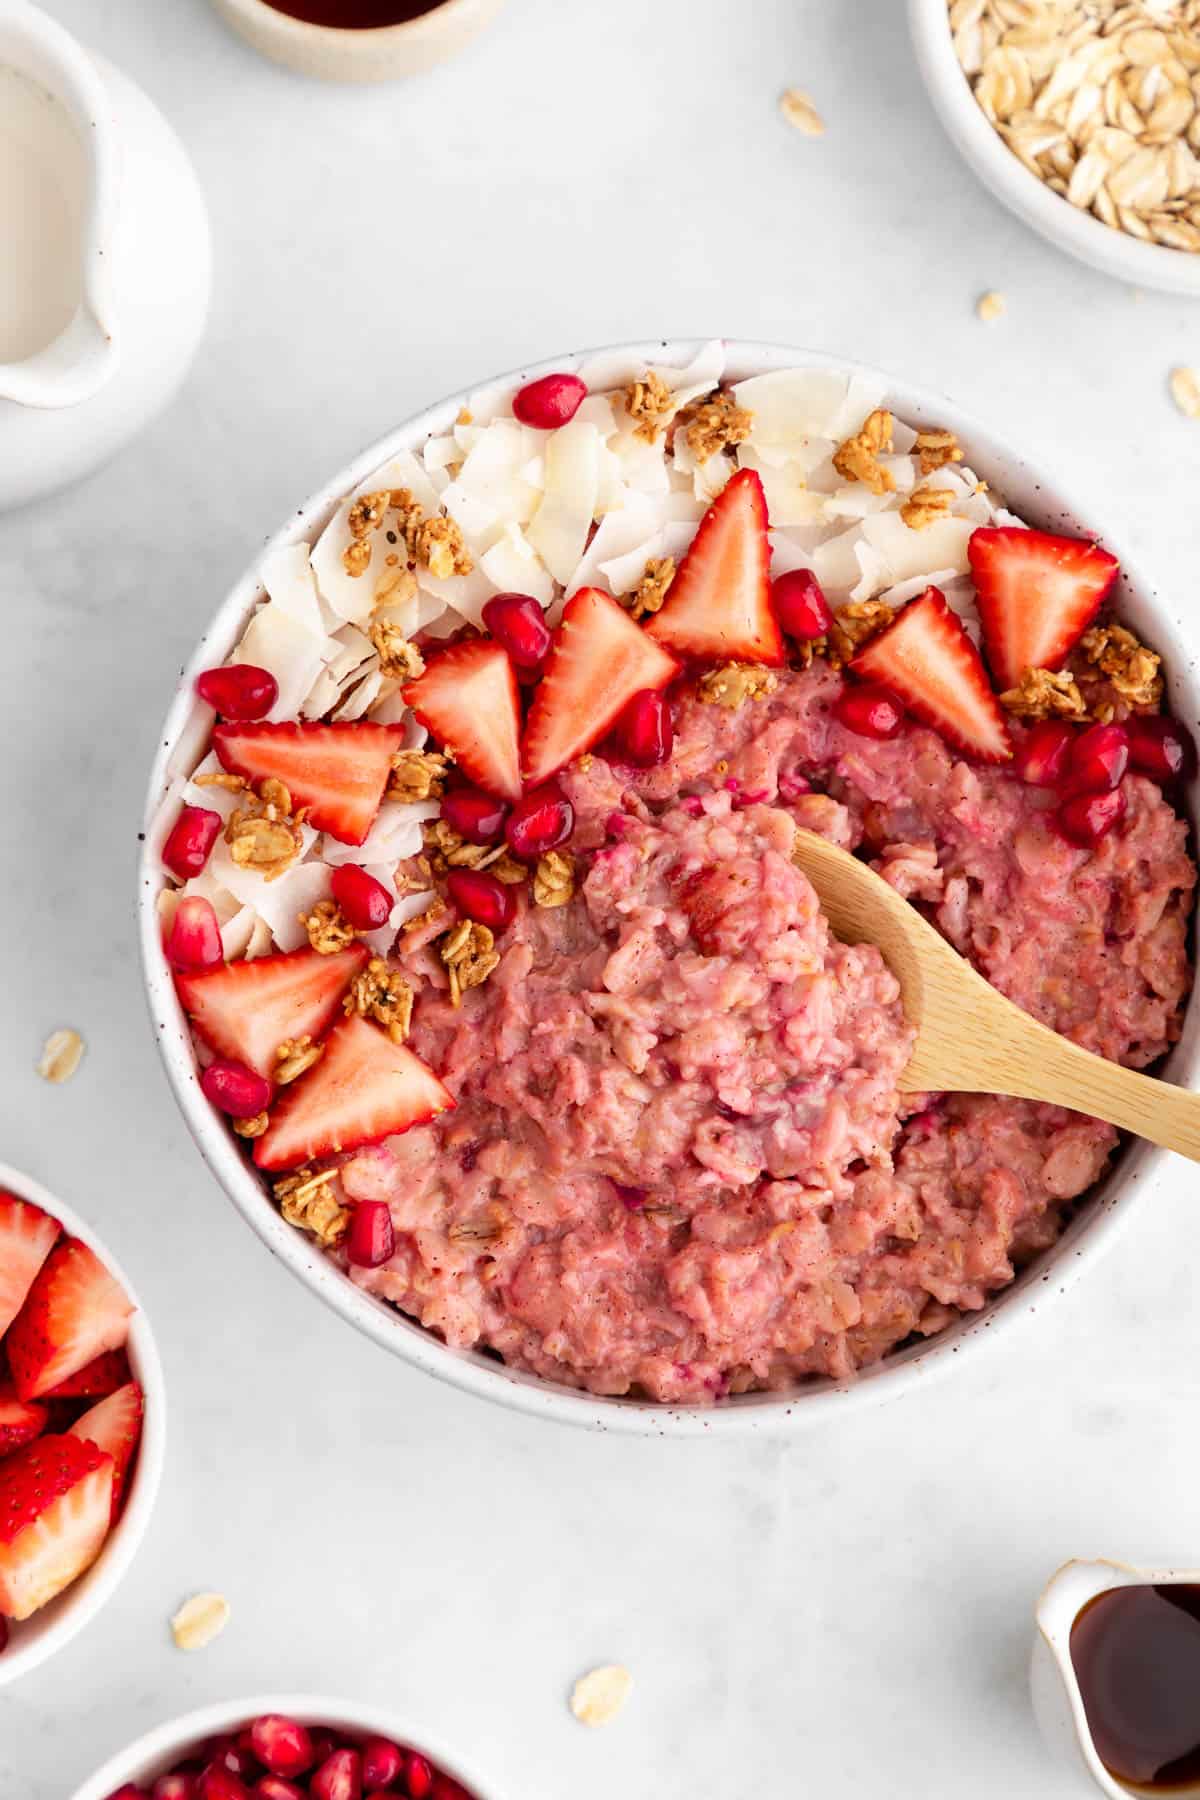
[274,1168,348,1244]
[440,918,500,1006]
[697,664,778,709]
[626,556,676,620]
[623,371,676,443]
[299,899,358,954]
[369,619,425,680]
[827,600,895,669]
[390,747,449,802]
[899,485,955,531]
[224,779,307,882]
[1000,667,1087,720]
[342,487,473,581]
[1000,624,1163,722]
[833,409,895,495]
[678,391,753,463]
[915,427,964,476]
[533,850,575,908]
[345,958,413,1043]
[1079,621,1163,713]
[274,1035,324,1084]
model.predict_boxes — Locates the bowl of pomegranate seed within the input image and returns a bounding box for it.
[69,1695,497,1800]
[0,1162,164,1685]
[140,340,1200,1434]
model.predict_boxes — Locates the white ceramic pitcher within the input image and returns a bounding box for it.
[0,1,211,509]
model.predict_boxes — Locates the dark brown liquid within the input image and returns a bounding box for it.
[263,0,445,26]
[1071,1585,1200,1792]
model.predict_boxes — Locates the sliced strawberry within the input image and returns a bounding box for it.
[0,1384,47,1459]
[68,1382,143,1521]
[6,1240,135,1403]
[0,1193,61,1339]
[968,526,1118,691]
[645,468,782,666]
[254,1015,454,1173]
[212,720,405,845]
[402,641,522,802]
[850,586,1012,764]
[43,1348,132,1400]
[177,943,369,1081]
[0,1434,114,1619]
[521,587,680,787]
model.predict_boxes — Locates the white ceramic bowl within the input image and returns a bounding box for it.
[0,1161,165,1686]
[68,1692,502,1800]
[209,0,509,82]
[138,337,1200,1437]
[908,0,1200,297]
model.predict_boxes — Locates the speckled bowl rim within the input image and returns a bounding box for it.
[67,1692,503,1799]
[0,1161,166,1684]
[138,337,1200,1437]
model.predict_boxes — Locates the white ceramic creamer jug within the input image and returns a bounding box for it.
[0,0,211,509]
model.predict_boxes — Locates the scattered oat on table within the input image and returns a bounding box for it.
[976,290,1006,322]
[170,1592,230,1651]
[570,1664,633,1728]
[779,88,825,136]
[36,1028,85,1084]
[1170,365,1200,417]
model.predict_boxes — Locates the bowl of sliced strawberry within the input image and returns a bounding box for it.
[0,1163,163,1682]
[71,1696,497,1800]
[139,340,1200,1434]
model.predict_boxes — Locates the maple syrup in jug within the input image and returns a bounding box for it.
[1071,1584,1200,1792]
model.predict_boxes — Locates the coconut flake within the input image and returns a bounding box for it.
[860,510,974,586]
[479,524,555,607]
[563,492,659,602]
[205,829,324,949]
[736,445,825,529]
[333,668,384,721]
[599,521,697,597]
[320,799,435,868]
[526,420,601,585]
[232,602,331,724]
[878,568,959,609]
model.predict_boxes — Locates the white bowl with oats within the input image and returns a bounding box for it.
[910,0,1200,296]
[139,338,1200,1435]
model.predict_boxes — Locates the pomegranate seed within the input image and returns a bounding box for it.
[511,372,587,430]
[250,1716,314,1780]
[195,663,278,720]
[1127,714,1197,784]
[330,864,393,930]
[308,1736,338,1770]
[404,1758,434,1800]
[310,1748,363,1800]
[255,1783,305,1800]
[771,569,832,640]
[106,1789,150,1800]
[482,593,552,670]
[439,785,509,845]
[362,1741,404,1788]
[153,1779,197,1800]
[834,682,906,740]
[166,895,224,972]
[446,867,516,933]
[1014,719,1074,788]
[1064,721,1129,795]
[613,1183,646,1211]
[429,1780,471,1800]
[197,1771,249,1800]
[612,687,673,766]
[1056,785,1128,848]
[200,1059,273,1119]
[216,1748,259,1781]
[346,1199,395,1268]
[505,784,574,860]
[163,805,222,881]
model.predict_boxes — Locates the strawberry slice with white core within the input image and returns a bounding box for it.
[0,1193,60,1339]
[968,526,1119,692]
[0,1383,47,1459]
[402,641,522,802]
[254,1014,454,1173]
[850,586,1013,764]
[6,1239,135,1403]
[0,1435,114,1619]
[521,587,681,787]
[212,720,406,846]
[68,1382,143,1521]
[177,942,369,1081]
[646,468,783,666]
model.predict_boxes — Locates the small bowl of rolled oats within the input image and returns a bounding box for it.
[910,0,1200,294]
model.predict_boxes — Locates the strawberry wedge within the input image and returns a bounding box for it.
[255,1014,454,1172]
[69,1383,143,1521]
[6,1240,135,1403]
[212,720,405,845]
[850,587,1013,764]
[0,1435,114,1620]
[521,587,680,787]
[0,1193,60,1339]
[0,1384,47,1460]
[402,641,522,802]
[43,1348,132,1400]
[968,526,1119,691]
[177,942,369,1081]
[646,468,783,666]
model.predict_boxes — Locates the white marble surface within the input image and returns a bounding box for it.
[1,1,1198,1795]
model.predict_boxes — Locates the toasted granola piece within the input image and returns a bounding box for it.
[344,958,413,1044]
[422,815,510,872]
[697,664,778,709]
[1079,623,1163,713]
[342,490,392,578]
[232,1110,270,1139]
[678,391,753,463]
[914,428,963,476]
[626,556,676,621]
[193,770,250,794]
[440,919,499,1007]
[533,851,575,908]
[827,600,896,669]
[299,899,358,955]
[418,514,473,580]
[275,1167,348,1244]
[832,409,895,496]
[623,370,675,443]
[393,853,434,895]
[899,485,955,531]
[999,667,1086,721]
[449,1201,516,1251]
[225,779,307,882]
[370,619,425,681]
[274,1035,324,1085]
[389,747,449,802]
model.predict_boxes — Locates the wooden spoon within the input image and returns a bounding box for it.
[790,827,1200,1161]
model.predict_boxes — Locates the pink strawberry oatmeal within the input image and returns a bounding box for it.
[158,349,1196,1403]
